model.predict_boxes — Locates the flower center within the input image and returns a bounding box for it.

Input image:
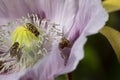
[11,25,39,47]
[0,14,63,74]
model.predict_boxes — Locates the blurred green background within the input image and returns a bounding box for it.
[56,11,120,80]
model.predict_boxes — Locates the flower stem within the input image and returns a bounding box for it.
[67,72,72,80]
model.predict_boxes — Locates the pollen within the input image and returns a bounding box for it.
[11,25,39,47]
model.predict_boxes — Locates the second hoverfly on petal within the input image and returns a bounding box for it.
[59,38,71,49]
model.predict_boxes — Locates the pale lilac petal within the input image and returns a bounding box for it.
[0,71,25,80]
[19,70,38,80]
[39,0,79,34]
[67,0,108,42]
[0,0,45,25]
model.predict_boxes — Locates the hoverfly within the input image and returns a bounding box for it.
[59,37,71,49]
[10,42,19,57]
[58,37,71,65]
[10,42,23,61]
[26,23,40,37]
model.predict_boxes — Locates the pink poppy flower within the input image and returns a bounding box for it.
[0,0,108,80]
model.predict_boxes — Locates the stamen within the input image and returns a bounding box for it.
[0,14,64,74]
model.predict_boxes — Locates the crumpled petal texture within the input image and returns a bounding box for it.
[0,0,108,80]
